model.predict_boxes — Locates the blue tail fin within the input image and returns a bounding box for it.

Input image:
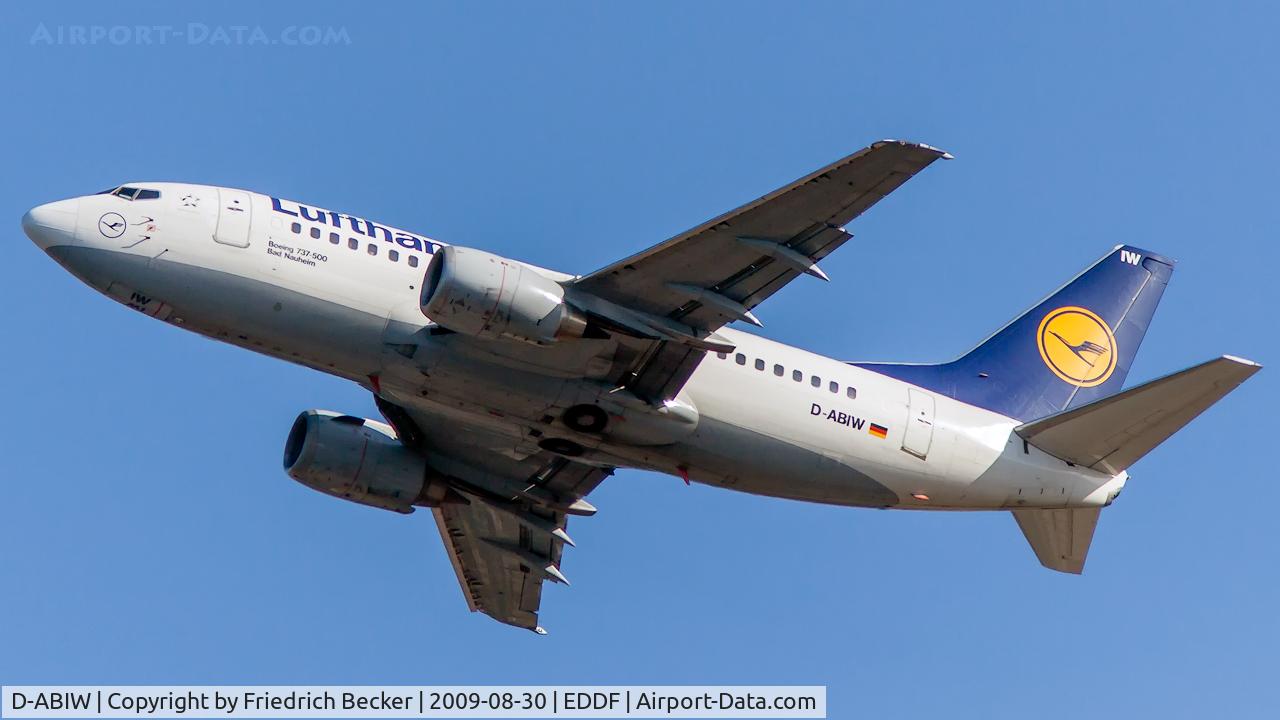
[856,246,1174,420]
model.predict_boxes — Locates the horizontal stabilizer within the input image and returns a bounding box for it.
[1012,507,1101,574]
[1015,356,1261,475]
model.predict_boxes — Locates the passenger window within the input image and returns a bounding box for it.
[773,364,784,377]
[310,227,321,239]
[754,358,765,371]
[368,244,378,256]
[329,232,340,244]
[389,249,399,262]
[735,353,746,366]
[290,222,301,234]
[348,238,358,250]
[846,387,857,399]
[811,375,821,388]
[829,381,839,394]
[408,255,419,268]
[716,352,727,360]
[792,369,802,382]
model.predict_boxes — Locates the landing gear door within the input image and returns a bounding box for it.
[214,188,252,247]
[902,388,935,459]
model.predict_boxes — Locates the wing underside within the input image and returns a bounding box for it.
[431,500,554,629]
[431,455,609,631]
[387,401,610,631]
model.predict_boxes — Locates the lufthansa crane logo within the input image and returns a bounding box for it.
[98,212,127,239]
[1036,306,1117,387]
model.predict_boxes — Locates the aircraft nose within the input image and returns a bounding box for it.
[22,198,80,250]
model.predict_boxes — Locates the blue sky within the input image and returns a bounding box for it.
[1,2,1276,718]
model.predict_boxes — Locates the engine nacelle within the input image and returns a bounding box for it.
[283,410,455,514]
[420,245,588,344]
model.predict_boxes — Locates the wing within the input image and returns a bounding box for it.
[380,398,610,632]
[572,140,950,403]
[432,456,607,632]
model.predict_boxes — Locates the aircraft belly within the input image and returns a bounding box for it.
[677,416,899,507]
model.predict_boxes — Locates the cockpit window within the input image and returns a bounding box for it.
[107,186,160,201]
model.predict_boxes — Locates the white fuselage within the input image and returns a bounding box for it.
[27,183,1126,512]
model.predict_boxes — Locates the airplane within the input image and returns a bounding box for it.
[22,141,1260,633]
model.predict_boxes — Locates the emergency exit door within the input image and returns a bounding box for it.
[902,388,935,459]
[214,188,252,247]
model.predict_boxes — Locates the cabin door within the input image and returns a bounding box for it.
[214,188,253,247]
[902,388,935,459]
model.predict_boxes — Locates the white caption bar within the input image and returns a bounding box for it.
[2,687,825,719]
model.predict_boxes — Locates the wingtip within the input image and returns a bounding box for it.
[874,139,953,159]
[927,144,954,160]
[1222,354,1263,369]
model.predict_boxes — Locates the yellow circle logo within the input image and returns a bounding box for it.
[1036,306,1117,387]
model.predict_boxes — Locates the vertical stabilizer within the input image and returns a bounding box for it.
[857,246,1174,420]
[1012,507,1101,574]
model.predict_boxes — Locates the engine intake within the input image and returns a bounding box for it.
[283,410,458,514]
[420,246,588,344]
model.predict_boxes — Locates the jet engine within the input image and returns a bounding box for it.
[420,246,588,344]
[283,410,459,514]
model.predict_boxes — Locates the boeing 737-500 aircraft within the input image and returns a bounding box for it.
[23,141,1260,632]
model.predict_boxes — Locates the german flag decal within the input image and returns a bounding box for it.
[868,423,888,439]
